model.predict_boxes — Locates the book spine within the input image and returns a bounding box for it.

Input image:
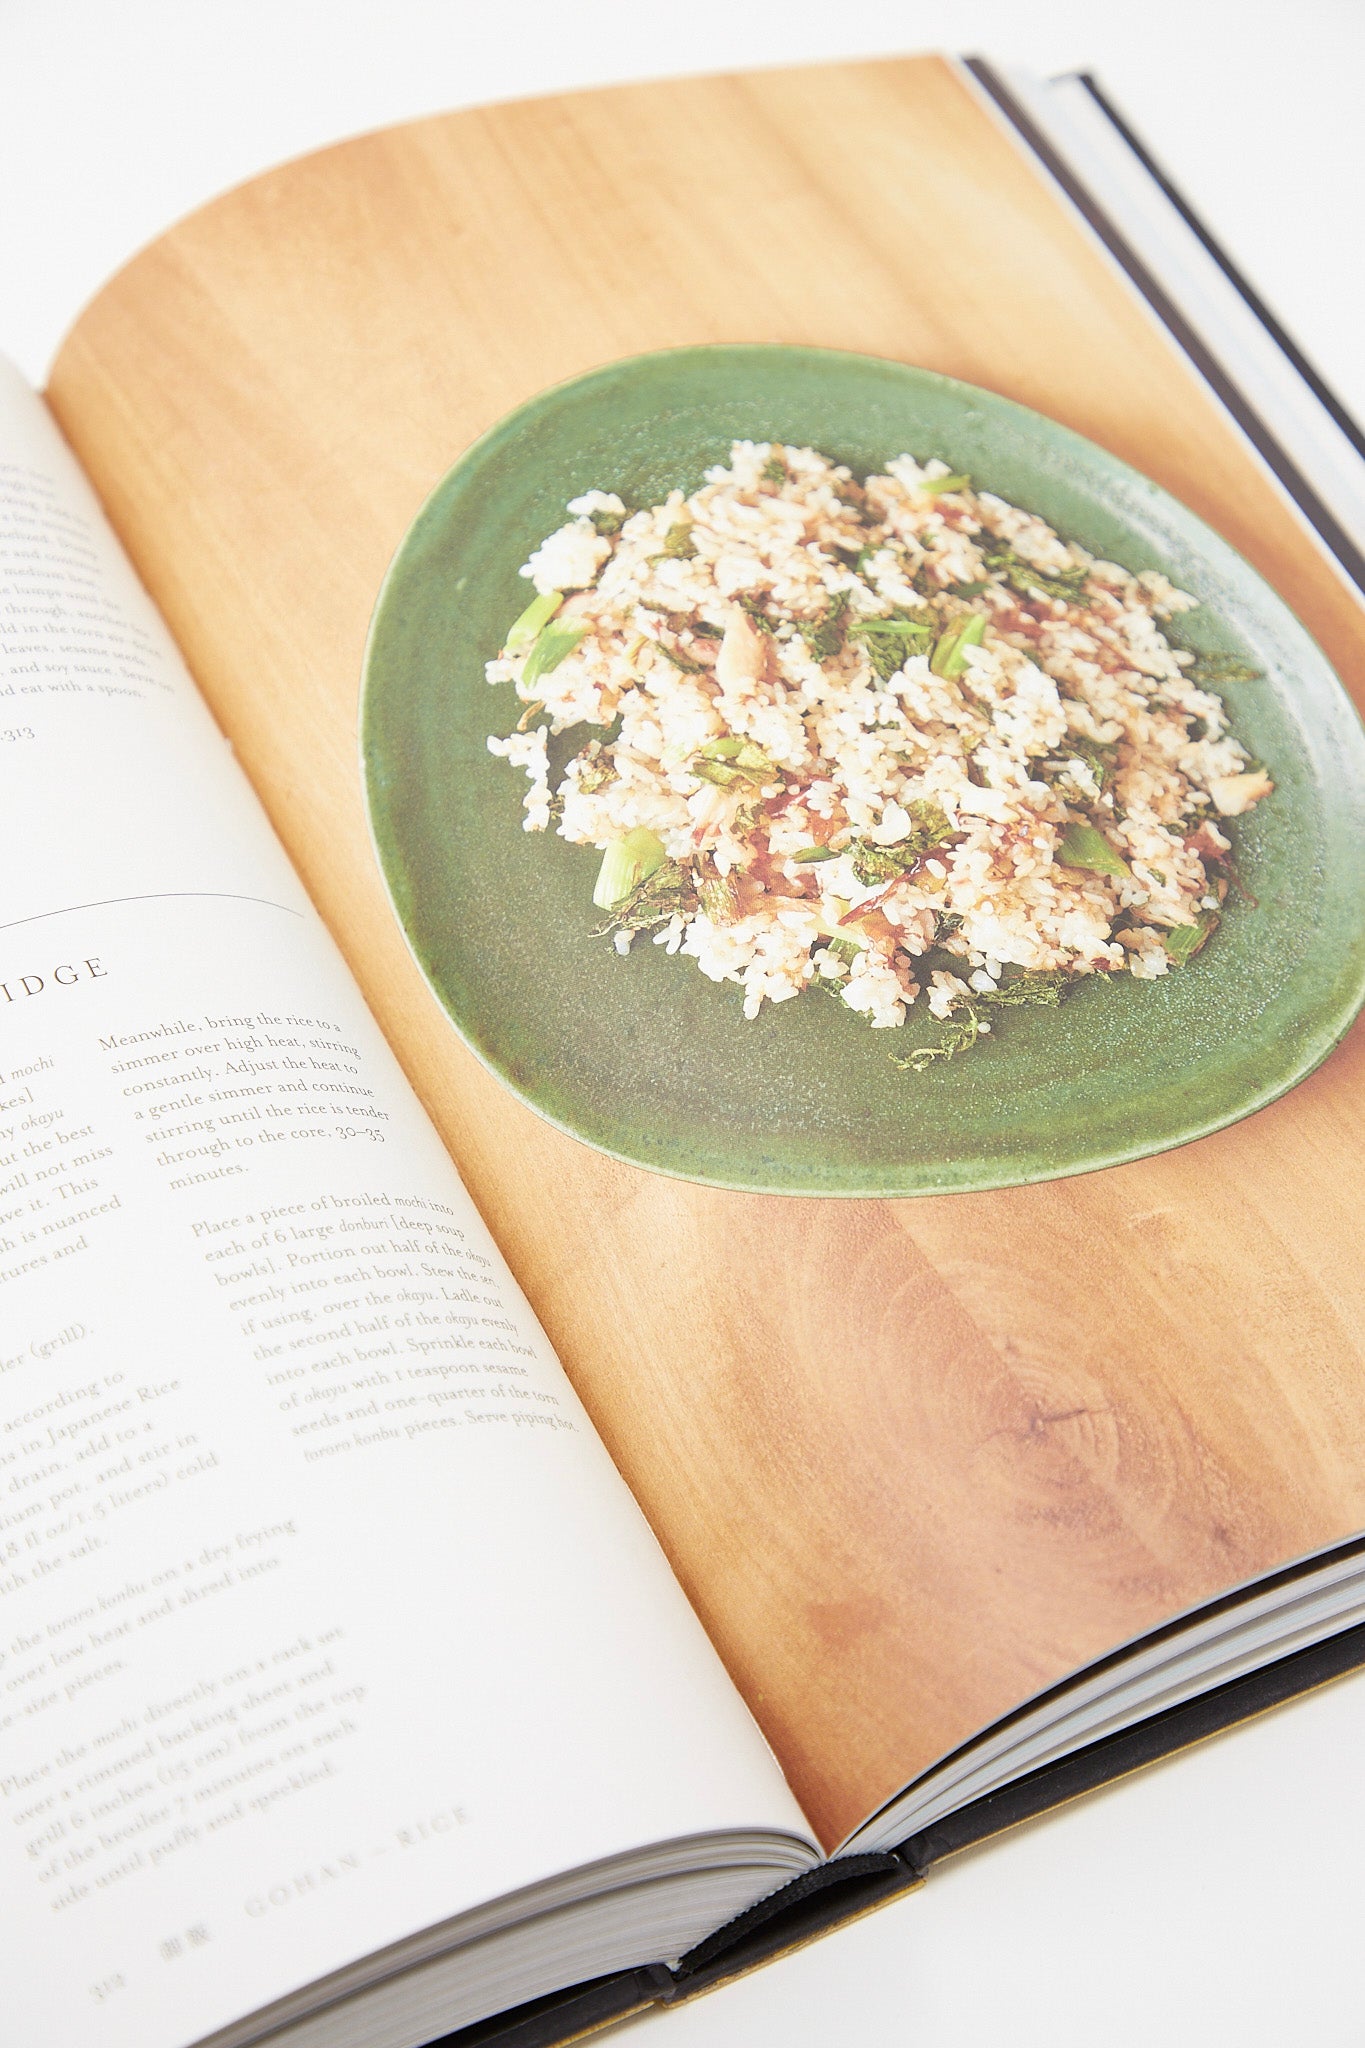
[962,56,1365,599]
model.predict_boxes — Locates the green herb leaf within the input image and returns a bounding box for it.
[589,507,626,537]
[1057,822,1131,878]
[1043,738,1118,794]
[920,472,970,495]
[699,874,740,924]
[737,592,776,634]
[655,640,706,674]
[979,538,1090,605]
[847,801,956,884]
[891,1004,983,1072]
[650,520,697,562]
[899,799,957,854]
[976,969,1070,1008]
[834,541,883,578]
[761,455,788,485]
[890,963,1072,1074]
[848,611,935,681]
[591,827,667,911]
[522,619,588,687]
[691,759,742,787]
[930,612,987,678]
[690,736,777,789]
[798,590,851,663]
[575,748,616,794]
[505,589,563,655]
[595,859,692,935]
[846,846,904,885]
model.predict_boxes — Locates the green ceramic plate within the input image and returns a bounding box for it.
[361,345,1365,1196]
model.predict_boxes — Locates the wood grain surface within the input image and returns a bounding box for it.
[47,55,1365,1849]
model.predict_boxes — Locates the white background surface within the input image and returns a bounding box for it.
[4,4,1365,2043]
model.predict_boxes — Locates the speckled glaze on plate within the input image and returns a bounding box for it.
[360,345,1365,1196]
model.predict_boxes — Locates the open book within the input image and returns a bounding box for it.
[5,53,1365,2048]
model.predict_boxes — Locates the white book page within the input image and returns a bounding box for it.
[0,361,814,2048]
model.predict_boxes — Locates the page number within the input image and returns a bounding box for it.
[160,1925,211,1961]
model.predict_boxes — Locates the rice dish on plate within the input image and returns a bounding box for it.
[485,441,1272,1066]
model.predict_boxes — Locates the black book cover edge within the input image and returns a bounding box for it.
[419,60,1365,2048]
[431,1622,1365,2048]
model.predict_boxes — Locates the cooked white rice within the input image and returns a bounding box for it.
[486,442,1271,1059]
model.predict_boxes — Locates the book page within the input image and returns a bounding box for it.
[45,55,1365,1856]
[0,364,813,2048]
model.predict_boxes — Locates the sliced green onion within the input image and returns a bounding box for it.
[1057,822,1131,878]
[920,472,971,495]
[930,613,986,678]
[592,827,667,911]
[1164,913,1219,964]
[790,845,840,864]
[505,589,562,655]
[523,619,587,688]
[691,737,777,788]
[848,617,934,644]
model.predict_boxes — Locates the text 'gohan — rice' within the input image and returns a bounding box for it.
[486,442,1271,1067]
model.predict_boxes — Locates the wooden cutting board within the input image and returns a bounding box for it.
[48,54,1365,1848]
